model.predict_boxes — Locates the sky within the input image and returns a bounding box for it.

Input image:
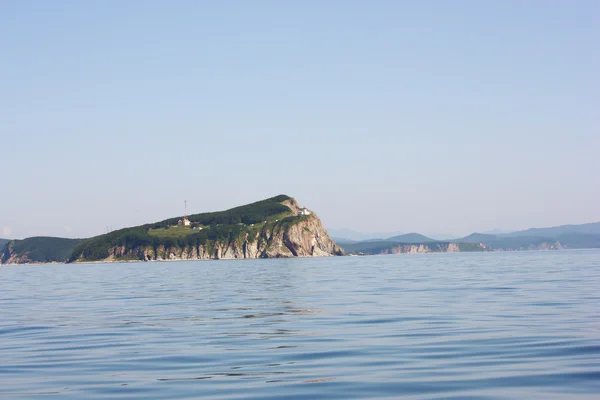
[1,0,598,239]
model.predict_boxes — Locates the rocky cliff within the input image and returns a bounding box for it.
[2,243,26,264]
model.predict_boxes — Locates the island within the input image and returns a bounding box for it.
[1,195,344,264]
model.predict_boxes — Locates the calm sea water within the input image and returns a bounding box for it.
[1,251,599,399]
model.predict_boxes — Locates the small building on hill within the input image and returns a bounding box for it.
[178,217,191,226]
[298,208,311,216]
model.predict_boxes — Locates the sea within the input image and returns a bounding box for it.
[1,250,599,399]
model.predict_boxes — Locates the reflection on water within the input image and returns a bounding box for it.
[1,251,600,399]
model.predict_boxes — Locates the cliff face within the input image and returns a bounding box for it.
[2,242,22,264]
[1,249,47,264]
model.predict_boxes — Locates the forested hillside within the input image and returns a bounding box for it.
[1,237,85,264]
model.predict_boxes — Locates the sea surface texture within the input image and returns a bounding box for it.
[1,251,599,399]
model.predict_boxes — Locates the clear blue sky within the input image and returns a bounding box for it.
[1,0,598,239]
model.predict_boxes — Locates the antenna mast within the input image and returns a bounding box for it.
[184,200,187,220]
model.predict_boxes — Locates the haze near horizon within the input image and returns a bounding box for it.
[1,1,598,239]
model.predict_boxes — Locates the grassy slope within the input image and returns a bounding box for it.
[148,226,197,238]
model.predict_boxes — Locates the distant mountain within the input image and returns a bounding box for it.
[424,233,461,241]
[327,229,405,241]
[454,233,501,243]
[328,230,459,242]
[337,223,600,255]
[338,235,566,255]
[0,238,9,248]
[386,233,437,243]
[482,229,512,235]
[332,222,600,244]
[331,237,358,245]
[448,232,568,250]
[504,222,600,238]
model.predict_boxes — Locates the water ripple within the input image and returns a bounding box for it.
[1,250,600,399]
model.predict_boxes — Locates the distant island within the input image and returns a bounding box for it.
[334,222,600,255]
[1,195,343,265]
